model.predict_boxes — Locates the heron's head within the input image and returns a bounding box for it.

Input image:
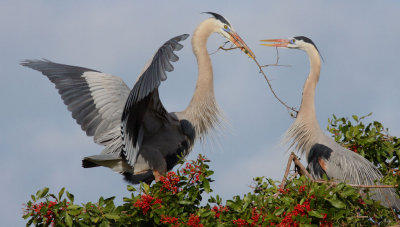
[203,12,255,59]
[260,36,321,56]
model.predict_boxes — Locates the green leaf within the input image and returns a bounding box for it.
[178,200,193,205]
[104,213,120,220]
[340,187,355,198]
[127,185,136,192]
[66,191,74,203]
[203,180,211,193]
[327,198,346,208]
[58,187,65,200]
[67,205,81,210]
[99,220,110,227]
[308,210,324,218]
[352,115,359,122]
[275,207,285,216]
[22,213,31,219]
[143,183,150,193]
[65,213,73,227]
[91,216,100,223]
[36,187,49,198]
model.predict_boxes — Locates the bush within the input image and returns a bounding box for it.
[23,114,400,226]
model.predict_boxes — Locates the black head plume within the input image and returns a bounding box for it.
[294,36,324,62]
[202,12,231,27]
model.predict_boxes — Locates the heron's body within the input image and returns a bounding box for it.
[22,13,253,184]
[262,36,400,209]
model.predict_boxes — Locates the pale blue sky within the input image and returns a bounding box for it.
[1,1,399,225]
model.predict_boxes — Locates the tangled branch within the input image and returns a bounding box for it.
[211,43,298,118]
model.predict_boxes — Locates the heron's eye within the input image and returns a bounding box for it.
[290,39,296,44]
[223,25,230,32]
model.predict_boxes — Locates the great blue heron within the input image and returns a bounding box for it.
[261,36,400,209]
[21,12,254,184]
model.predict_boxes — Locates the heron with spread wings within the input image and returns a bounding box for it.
[22,12,254,184]
[261,37,400,209]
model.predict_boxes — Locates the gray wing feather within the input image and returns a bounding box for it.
[21,59,130,145]
[121,34,189,167]
[325,143,400,209]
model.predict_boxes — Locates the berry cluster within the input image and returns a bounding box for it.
[278,199,312,226]
[161,215,180,227]
[180,162,203,183]
[133,194,162,215]
[211,205,229,218]
[232,218,247,227]
[298,185,306,193]
[187,213,203,227]
[24,200,67,226]
[159,171,180,194]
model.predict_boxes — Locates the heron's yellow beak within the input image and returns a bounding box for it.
[228,31,255,59]
[260,39,290,47]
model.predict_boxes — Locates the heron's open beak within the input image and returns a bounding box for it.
[227,31,255,59]
[260,39,290,47]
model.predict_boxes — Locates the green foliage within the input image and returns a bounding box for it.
[327,113,400,191]
[23,115,400,226]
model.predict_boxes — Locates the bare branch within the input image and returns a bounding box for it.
[211,41,298,118]
[252,55,298,118]
[261,48,291,68]
[313,180,398,189]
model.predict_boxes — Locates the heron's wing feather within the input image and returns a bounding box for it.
[121,34,189,167]
[21,59,130,145]
[324,142,400,209]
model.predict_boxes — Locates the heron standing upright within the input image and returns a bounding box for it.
[261,36,400,209]
[21,12,254,184]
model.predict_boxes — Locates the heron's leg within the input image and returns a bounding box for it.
[153,170,163,182]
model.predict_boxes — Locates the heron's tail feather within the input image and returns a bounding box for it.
[370,188,400,210]
[82,154,132,173]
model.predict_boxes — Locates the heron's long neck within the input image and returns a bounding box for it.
[297,49,321,122]
[183,19,221,140]
[286,48,322,156]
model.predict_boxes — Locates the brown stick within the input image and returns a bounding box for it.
[214,44,298,118]
[313,180,398,189]
[260,47,291,68]
[279,153,295,190]
[292,154,314,180]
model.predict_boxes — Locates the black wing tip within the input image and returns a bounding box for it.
[169,34,189,51]
[123,171,154,184]
[179,34,190,40]
[82,159,99,168]
[20,58,51,67]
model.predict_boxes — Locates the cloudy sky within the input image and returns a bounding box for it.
[1,1,399,225]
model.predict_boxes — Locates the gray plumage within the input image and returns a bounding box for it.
[22,12,253,184]
[22,34,191,184]
[262,36,400,209]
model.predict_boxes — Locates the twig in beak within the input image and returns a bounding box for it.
[209,41,231,55]
[210,40,298,118]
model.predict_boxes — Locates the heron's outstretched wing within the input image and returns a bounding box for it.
[21,60,130,145]
[121,34,189,167]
